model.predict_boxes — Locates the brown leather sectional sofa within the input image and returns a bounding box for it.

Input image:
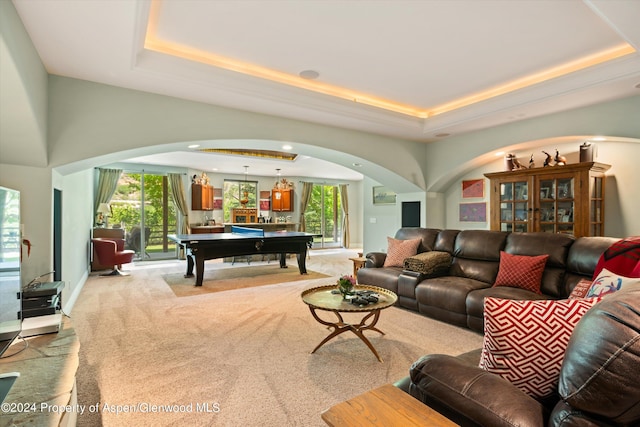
[359,228,640,426]
[357,227,618,332]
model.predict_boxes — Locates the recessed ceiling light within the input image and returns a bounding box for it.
[495,151,505,156]
[299,70,320,80]
[592,136,607,141]
[188,144,200,149]
[282,145,293,150]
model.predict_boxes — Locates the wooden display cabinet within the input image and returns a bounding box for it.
[192,183,214,210]
[231,208,257,223]
[484,162,610,237]
[272,188,293,212]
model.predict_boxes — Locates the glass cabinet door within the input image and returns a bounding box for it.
[499,180,529,232]
[590,175,604,236]
[537,177,575,235]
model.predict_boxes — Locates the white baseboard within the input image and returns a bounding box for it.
[62,270,88,316]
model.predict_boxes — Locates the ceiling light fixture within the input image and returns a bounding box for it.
[299,70,320,80]
[282,145,292,150]
[145,3,635,119]
[188,144,200,149]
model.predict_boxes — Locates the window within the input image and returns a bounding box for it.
[223,179,257,222]
[110,172,177,260]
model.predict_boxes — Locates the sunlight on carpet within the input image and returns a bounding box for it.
[162,264,330,297]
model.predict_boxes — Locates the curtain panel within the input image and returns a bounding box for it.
[340,184,350,249]
[168,173,190,235]
[298,182,313,232]
[94,168,122,212]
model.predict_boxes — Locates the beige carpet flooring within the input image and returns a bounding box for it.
[162,264,329,297]
[71,249,484,426]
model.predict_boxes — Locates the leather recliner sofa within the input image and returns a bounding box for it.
[357,228,618,332]
[395,285,640,426]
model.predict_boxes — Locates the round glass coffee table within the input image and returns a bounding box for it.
[301,284,398,362]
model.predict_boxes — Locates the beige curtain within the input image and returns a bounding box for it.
[298,182,313,232]
[168,173,190,235]
[94,168,122,212]
[340,184,350,248]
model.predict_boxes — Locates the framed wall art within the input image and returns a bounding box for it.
[372,186,396,205]
[259,190,271,211]
[459,202,487,222]
[213,188,223,210]
[462,179,484,198]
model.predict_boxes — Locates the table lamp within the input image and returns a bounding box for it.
[97,203,111,227]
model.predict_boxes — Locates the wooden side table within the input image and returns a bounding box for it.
[349,256,367,281]
[322,384,458,426]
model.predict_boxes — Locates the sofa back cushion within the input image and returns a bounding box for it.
[394,227,441,254]
[434,229,460,254]
[504,232,574,298]
[557,286,640,425]
[565,236,619,296]
[450,230,507,284]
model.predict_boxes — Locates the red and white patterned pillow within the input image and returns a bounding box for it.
[492,251,549,294]
[479,297,600,399]
[383,237,421,267]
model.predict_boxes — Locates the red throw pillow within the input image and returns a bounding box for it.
[479,297,601,399]
[493,251,549,294]
[383,237,421,267]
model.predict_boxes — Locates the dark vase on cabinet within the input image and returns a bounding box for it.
[484,162,610,237]
[192,183,214,210]
[272,188,293,212]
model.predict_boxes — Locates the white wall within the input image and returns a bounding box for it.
[57,169,93,313]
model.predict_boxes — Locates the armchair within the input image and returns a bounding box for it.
[92,238,135,276]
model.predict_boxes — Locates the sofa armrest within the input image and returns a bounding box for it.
[364,252,387,268]
[409,354,546,427]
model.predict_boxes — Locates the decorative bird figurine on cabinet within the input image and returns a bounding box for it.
[511,156,527,170]
[542,151,553,167]
[529,154,535,168]
[554,149,567,166]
